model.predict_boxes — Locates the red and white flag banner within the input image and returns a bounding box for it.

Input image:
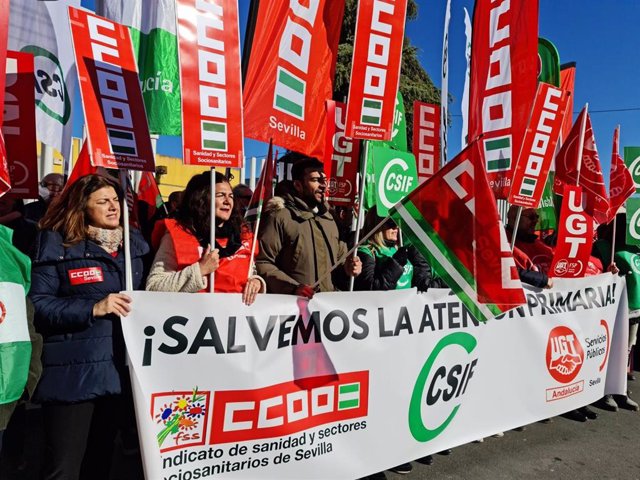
[177,0,244,167]
[550,185,594,278]
[243,0,344,159]
[469,0,539,199]
[345,0,407,141]
[607,127,634,222]
[2,51,38,198]
[68,7,154,171]
[508,83,569,208]
[325,100,360,207]
[412,101,440,184]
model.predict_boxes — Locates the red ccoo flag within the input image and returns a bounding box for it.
[554,107,609,224]
[608,126,635,222]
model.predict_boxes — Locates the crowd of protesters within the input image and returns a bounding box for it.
[0,151,639,480]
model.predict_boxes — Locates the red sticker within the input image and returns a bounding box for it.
[68,267,104,285]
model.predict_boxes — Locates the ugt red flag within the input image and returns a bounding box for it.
[389,141,525,323]
[243,0,344,159]
[607,126,635,222]
[469,0,539,199]
[554,108,609,224]
[550,185,594,278]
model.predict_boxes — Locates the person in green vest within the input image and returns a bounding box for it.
[355,210,446,292]
[593,214,640,412]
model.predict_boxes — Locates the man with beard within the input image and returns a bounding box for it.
[257,154,361,296]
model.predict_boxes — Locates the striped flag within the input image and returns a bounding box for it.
[0,225,31,404]
[389,141,525,322]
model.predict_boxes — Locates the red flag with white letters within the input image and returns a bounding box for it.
[469,0,539,199]
[550,185,594,278]
[176,0,244,167]
[412,101,440,184]
[607,126,635,222]
[243,0,344,159]
[345,0,407,141]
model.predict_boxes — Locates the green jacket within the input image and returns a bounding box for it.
[256,193,348,293]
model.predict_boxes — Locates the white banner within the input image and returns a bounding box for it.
[123,274,627,479]
[8,0,80,159]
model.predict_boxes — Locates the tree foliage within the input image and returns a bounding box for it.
[333,0,440,146]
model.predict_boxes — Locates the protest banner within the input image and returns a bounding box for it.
[508,83,568,208]
[123,274,627,479]
[8,0,80,159]
[413,102,440,184]
[3,51,38,198]
[68,7,154,171]
[469,0,539,198]
[324,101,359,207]
[345,0,407,141]
[370,145,417,217]
[176,0,244,167]
[550,185,593,278]
[243,0,343,159]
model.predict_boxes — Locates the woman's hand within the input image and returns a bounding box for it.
[242,278,263,306]
[93,293,132,317]
[198,245,220,275]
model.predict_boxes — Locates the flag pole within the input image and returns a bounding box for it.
[349,140,369,291]
[210,168,216,293]
[510,205,523,253]
[610,124,621,268]
[119,169,133,291]
[575,103,589,186]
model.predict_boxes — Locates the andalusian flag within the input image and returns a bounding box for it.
[0,225,31,404]
[95,0,181,136]
[389,142,526,322]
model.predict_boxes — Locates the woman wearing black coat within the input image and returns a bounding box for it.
[29,174,148,480]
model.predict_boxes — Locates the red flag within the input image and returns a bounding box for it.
[413,102,440,184]
[176,0,244,167]
[245,141,276,223]
[559,63,576,142]
[243,0,344,159]
[66,142,98,189]
[0,134,9,198]
[137,171,164,221]
[469,0,539,199]
[608,126,635,222]
[554,108,609,224]
[550,185,594,278]
[344,0,407,141]
[324,100,360,207]
[390,140,525,322]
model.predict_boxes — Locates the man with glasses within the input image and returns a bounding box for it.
[257,154,361,296]
[24,173,65,223]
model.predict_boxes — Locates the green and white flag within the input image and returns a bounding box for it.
[370,145,417,216]
[96,0,181,136]
[0,225,31,404]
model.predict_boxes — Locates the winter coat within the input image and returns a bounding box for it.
[355,243,446,291]
[256,194,348,293]
[28,229,148,404]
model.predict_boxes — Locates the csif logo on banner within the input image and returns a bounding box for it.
[408,332,478,442]
[272,0,321,133]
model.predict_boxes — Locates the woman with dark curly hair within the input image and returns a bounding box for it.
[146,171,265,304]
[29,174,148,480]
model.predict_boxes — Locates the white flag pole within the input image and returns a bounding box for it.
[575,103,589,186]
[119,169,133,291]
[349,141,369,291]
[210,168,216,293]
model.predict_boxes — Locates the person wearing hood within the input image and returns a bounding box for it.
[256,154,361,296]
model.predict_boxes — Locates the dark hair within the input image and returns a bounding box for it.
[39,174,123,245]
[290,157,324,181]
[175,171,241,243]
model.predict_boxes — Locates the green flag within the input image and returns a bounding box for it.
[96,0,181,136]
[0,225,32,404]
[370,145,418,216]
